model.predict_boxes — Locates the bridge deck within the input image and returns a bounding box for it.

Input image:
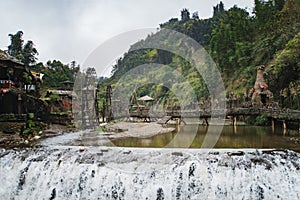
[166,108,300,122]
[156,116,172,124]
[113,108,300,123]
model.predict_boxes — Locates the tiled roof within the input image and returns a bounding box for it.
[47,90,73,95]
[0,49,24,65]
[0,50,9,60]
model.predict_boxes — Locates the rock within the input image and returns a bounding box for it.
[34,135,41,140]
[228,151,245,156]
[3,129,14,134]
[123,150,131,155]
[172,152,183,156]
[79,148,85,152]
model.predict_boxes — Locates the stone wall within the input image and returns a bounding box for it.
[0,122,25,134]
[49,113,73,125]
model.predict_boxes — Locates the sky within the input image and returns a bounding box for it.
[0,0,254,76]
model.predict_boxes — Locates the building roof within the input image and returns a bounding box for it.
[0,49,39,84]
[137,95,154,101]
[60,80,73,84]
[0,50,24,66]
[47,90,73,96]
[0,50,8,60]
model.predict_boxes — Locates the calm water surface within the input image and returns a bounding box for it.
[112,125,300,151]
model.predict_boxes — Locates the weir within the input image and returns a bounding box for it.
[0,147,299,199]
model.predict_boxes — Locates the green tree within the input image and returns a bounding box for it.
[37,60,79,89]
[181,8,190,22]
[192,12,199,20]
[7,31,38,66]
[22,41,38,66]
[213,1,225,17]
[7,31,23,59]
[268,32,300,92]
[253,0,284,33]
[210,6,253,73]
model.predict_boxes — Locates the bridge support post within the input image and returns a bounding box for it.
[271,118,275,134]
[202,118,209,126]
[233,116,238,127]
[176,118,181,125]
[233,123,237,134]
[283,120,287,135]
[234,116,238,134]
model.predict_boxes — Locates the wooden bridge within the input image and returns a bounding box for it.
[126,107,300,122]
[166,108,300,121]
[163,107,300,132]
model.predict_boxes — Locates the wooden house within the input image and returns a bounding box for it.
[45,90,73,113]
[0,50,41,115]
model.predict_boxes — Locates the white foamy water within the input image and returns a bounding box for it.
[0,147,299,199]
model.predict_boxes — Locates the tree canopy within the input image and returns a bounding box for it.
[7,31,38,66]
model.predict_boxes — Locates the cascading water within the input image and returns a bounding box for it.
[0,147,299,199]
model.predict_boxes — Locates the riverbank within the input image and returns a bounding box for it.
[0,124,75,148]
[16,121,175,147]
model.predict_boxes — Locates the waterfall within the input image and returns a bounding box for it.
[0,147,299,199]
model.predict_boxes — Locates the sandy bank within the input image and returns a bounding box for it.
[105,122,175,139]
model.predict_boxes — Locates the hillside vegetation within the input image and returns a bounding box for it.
[101,0,300,110]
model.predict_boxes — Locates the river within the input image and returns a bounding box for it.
[38,123,300,151]
[113,125,300,151]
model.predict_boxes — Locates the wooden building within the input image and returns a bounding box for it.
[0,50,41,115]
[45,90,73,113]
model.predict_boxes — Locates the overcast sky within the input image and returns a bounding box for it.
[0,0,254,75]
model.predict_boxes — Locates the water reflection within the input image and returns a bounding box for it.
[112,125,300,151]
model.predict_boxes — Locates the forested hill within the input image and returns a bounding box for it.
[103,0,300,109]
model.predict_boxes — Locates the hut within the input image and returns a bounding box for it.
[137,95,154,102]
[129,95,155,121]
